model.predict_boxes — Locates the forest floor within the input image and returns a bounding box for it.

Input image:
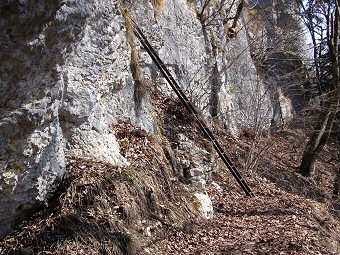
[145,117,340,254]
[1,96,339,255]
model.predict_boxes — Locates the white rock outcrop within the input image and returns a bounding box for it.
[194,193,214,220]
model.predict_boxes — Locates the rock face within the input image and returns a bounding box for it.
[176,133,215,189]
[245,0,308,128]
[0,0,129,237]
[0,0,79,237]
[127,0,273,133]
[0,0,305,237]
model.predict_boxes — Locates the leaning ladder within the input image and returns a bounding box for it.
[128,15,255,197]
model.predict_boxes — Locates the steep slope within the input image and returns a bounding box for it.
[1,94,339,254]
[0,112,201,254]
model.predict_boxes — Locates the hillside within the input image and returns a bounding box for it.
[1,95,339,254]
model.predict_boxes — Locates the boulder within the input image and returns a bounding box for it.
[193,193,213,220]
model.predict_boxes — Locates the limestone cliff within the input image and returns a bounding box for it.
[0,0,305,238]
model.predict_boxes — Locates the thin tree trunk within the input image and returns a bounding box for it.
[199,5,222,118]
[209,41,221,117]
[232,0,245,28]
[300,111,335,176]
[300,1,339,177]
[333,171,340,197]
[333,149,340,198]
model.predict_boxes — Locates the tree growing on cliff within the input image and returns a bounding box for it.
[298,0,339,177]
[191,0,247,117]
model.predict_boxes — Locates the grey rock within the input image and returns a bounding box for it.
[0,0,127,237]
[190,168,205,179]
[211,181,223,192]
[0,0,87,237]
[245,0,307,128]
[192,178,206,190]
[176,134,214,182]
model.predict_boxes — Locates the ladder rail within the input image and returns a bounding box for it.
[132,23,196,114]
[129,17,255,197]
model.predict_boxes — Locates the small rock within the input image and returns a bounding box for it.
[182,159,191,168]
[143,226,152,237]
[193,193,213,219]
[211,181,223,192]
[190,167,205,178]
[192,178,206,190]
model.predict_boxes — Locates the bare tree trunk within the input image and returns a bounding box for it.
[209,42,221,117]
[198,3,222,118]
[209,62,220,117]
[333,148,340,198]
[300,111,335,176]
[231,0,245,28]
[333,171,340,197]
[299,1,339,177]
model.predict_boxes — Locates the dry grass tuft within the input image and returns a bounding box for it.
[0,159,136,255]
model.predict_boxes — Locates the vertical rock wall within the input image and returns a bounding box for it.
[0,0,85,237]
[127,0,272,133]
[245,0,307,128]
[0,0,130,237]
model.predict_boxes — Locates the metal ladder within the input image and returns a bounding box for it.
[128,16,255,197]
